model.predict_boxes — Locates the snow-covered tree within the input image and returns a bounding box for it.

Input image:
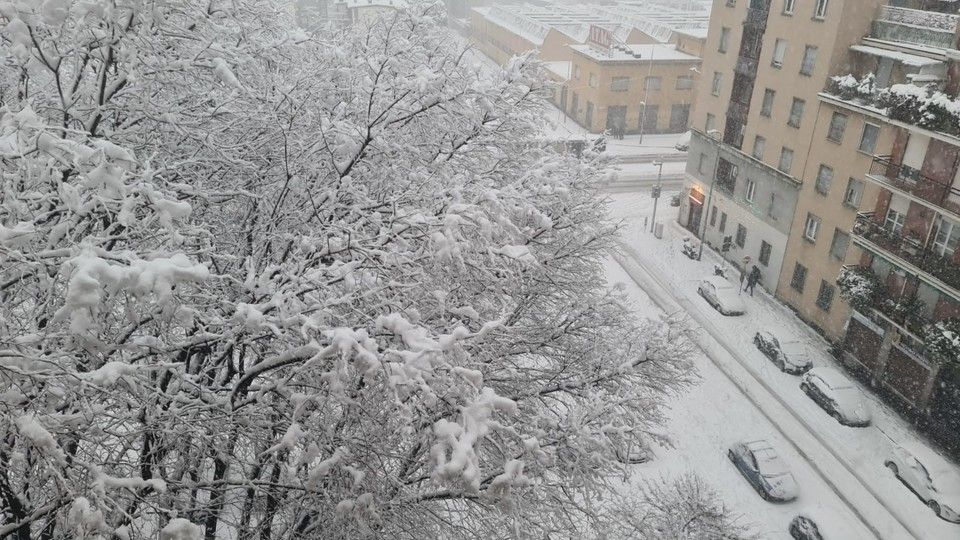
[0,2,692,538]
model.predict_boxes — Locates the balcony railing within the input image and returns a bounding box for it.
[879,5,959,32]
[734,55,758,77]
[852,212,960,293]
[744,7,768,29]
[868,155,960,216]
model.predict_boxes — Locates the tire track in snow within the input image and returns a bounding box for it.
[611,244,918,540]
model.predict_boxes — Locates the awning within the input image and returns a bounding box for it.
[849,44,942,68]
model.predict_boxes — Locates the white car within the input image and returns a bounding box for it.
[885,443,960,523]
[799,367,871,427]
[697,276,746,316]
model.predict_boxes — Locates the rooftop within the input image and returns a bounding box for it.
[568,43,699,63]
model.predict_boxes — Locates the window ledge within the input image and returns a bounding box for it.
[826,136,843,145]
[803,236,817,244]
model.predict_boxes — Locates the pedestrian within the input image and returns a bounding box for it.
[745,265,761,296]
[738,266,747,294]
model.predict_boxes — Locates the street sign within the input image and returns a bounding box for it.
[651,185,661,198]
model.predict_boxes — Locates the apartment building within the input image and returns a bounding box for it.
[679,0,886,293]
[685,0,960,443]
[468,2,708,133]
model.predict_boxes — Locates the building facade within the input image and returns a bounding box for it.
[679,0,884,291]
[468,2,709,134]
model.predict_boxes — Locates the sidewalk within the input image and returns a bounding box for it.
[607,191,960,539]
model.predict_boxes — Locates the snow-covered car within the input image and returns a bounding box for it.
[697,276,746,316]
[788,506,865,539]
[753,331,812,374]
[727,440,798,502]
[884,443,960,523]
[799,368,871,427]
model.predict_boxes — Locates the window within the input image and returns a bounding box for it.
[859,123,880,154]
[588,73,597,88]
[778,147,794,173]
[710,205,718,227]
[760,89,775,117]
[884,208,905,235]
[827,112,847,142]
[706,113,717,133]
[768,193,778,219]
[815,165,833,195]
[698,153,707,174]
[745,179,757,202]
[574,65,581,80]
[640,104,658,130]
[816,281,835,311]
[759,240,772,266]
[800,46,818,76]
[711,72,722,95]
[844,178,864,207]
[670,104,690,131]
[804,213,821,241]
[676,75,694,90]
[783,0,795,14]
[815,0,829,19]
[788,98,805,128]
[933,216,959,257]
[644,76,662,91]
[610,76,629,92]
[752,136,765,160]
[790,263,807,292]
[719,27,731,53]
[772,39,787,68]
[736,224,747,248]
[830,229,850,260]
[719,212,728,233]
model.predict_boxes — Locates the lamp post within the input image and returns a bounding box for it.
[697,129,722,261]
[650,158,663,233]
[637,45,656,145]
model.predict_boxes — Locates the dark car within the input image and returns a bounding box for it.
[789,506,866,539]
[728,440,798,502]
[800,368,871,427]
[753,331,812,374]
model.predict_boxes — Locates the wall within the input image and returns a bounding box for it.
[775,100,893,340]
[563,49,700,133]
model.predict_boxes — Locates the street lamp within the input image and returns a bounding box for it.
[697,129,722,261]
[650,158,664,233]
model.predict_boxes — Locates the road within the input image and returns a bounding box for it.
[606,257,876,539]
[607,190,960,539]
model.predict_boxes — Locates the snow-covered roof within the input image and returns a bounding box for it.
[543,60,572,80]
[849,44,942,67]
[568,43,699,63]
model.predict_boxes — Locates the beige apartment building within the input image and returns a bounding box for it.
[679,0,885,294]
[469,3,708,134]
[685,0,960,440]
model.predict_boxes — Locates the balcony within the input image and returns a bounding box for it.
[867,155,960,217]
[743,7,768,30]
[872,6,959,49]
[852,212,960,296]
[734,55,758,78]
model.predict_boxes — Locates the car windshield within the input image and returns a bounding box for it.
[780,341,804,354]
[753,448,789,477]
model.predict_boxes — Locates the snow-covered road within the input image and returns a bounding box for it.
[606,259,874,539]
[606,191,960,539]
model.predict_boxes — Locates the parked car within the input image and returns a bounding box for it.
[789,506,865,539]
[697,276,746,316]
[728,440,798,502]
[753,331,812,374]
[884,443,960,523]
[799,367,871,427]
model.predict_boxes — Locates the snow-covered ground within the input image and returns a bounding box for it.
[607,260,874,539]
[608,191,960,539]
